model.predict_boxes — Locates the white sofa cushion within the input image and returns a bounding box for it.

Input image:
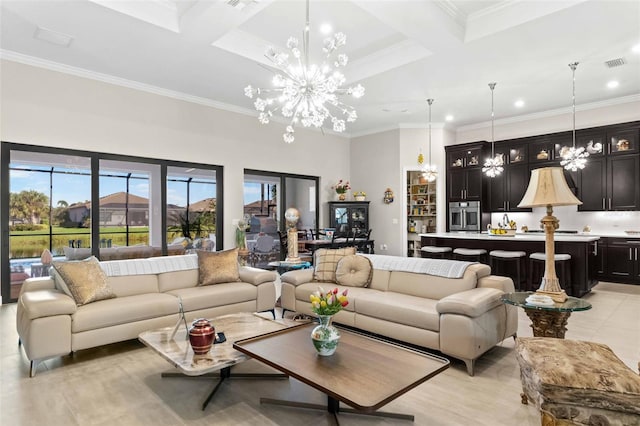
[356,292,440,332]
[158,269,199,292]
[71,293,178,333]
[107,274,159,298]
[167,282,257,312]
[387,264,488,300]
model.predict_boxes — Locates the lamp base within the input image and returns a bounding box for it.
[284,257,302,264]
[535,289,567,303]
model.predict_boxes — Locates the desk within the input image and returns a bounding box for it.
[501,292,592,338]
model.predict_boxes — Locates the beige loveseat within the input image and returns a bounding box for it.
[281,253,517,375]
[17,254,276,377]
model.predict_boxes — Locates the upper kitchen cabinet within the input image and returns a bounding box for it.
[528,136,555,164]
[607,126,638,155]
[446,142,488,203]
[578,152,639,211]
[576,129,605,157]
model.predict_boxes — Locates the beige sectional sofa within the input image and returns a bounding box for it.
[17,254,276,377]
[281,253,517,375]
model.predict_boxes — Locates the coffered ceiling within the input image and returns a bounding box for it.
[1,0,639,137]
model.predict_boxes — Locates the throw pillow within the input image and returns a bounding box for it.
[52,256,115,306]
[49,267,73,298]
[197,248,240,286]
[313,247,356,283]
[335,255,373,288]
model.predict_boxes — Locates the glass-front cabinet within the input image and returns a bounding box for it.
[328,202,369,233]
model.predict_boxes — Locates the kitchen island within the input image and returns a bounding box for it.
[420,232,600,297]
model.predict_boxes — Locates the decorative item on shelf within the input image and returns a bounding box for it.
[583,225,591,233]
[616,139,630,151]
[483,82,504,178]
[188,318,215,355]
[40,249,53,266]
[332,179,351,201]
[586,140,602,154]
[353,191,366,202]
[243,0,364,144]
[383,188,394,204]
[536,150,549,160]
[518,167,583,302]
[309,287,349,356]
[560,62,589,171]
[284,207,302,264]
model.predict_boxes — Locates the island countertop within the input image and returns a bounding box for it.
[419,232,600,242]
[420,232,600,298]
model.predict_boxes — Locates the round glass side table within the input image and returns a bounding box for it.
[501,292,592,338]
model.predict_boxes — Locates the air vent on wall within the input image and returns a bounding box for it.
[605,57,626,68]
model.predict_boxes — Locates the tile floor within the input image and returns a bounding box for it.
[1,282,638,426]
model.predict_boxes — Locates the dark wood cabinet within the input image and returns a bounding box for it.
[489,163,531,212]
[577,156,606,211]
[599,237,640,284]
[607,127,638,155]
[328,202,369,233]
[579,155,639,211]
[528,137,555,163]
[446,143,487,203]
[576,129,605,157]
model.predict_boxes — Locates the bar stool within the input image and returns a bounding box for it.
[453,248,487,263]
[529,252,571,292]
[489,250,526,290]
[420,246,452,259]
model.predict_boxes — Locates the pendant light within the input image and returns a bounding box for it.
[482,82,503,178]
[560,62,589,171]
[422,98,437,182]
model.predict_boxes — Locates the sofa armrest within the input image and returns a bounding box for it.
[281,268,315,286]
[20,277,56,296]
[239,266,277,286]
[19,290,77,320]
[436,287,504,318]
[477,274,515,293]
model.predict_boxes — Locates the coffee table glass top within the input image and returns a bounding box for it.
[501,292,592,312]
[234,324,449,411]
[138,312,306,376]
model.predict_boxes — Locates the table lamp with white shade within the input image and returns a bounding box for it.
[518,167,582,302]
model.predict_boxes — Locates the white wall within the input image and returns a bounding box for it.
[350,129,400,255]
[0,60,350,249]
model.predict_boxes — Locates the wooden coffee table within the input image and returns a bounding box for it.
[139,312,308,410]
[234,323,449,423]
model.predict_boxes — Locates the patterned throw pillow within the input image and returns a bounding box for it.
[197,248,240,286]
[52,256,115,306]
[335,255,373,288]
[313,247,356,283]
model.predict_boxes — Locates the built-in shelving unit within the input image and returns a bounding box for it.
[407,171,437,257]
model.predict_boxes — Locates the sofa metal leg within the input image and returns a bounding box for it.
[29,360,39,378]
[464,359,475,376]
[18,338,22,347]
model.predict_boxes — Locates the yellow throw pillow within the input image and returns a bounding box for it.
[335,255,373,288]
[52,256,115,306]
[313,247,357,283]
[197,248,240,286]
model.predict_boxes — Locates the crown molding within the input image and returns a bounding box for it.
[455,93,640,133]
[0,50,350,141]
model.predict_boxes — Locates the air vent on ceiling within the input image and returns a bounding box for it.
[34,27,74,47]
[605,57,626,68]
[226,0,259,10]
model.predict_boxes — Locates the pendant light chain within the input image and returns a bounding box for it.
[428,98,433,163]
[489,82,496,157]
[570,62,577,149]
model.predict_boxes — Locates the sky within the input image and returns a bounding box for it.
[10,165,265,206]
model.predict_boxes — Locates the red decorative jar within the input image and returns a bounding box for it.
[188,318,215,355]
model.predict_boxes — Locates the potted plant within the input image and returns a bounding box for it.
[353,191,366,202]
[332,180,351,201]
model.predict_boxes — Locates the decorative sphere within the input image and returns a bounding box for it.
[285,207,300,228]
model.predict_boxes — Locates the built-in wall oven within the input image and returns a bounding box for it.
[449,201,481,232]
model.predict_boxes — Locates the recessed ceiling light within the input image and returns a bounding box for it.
[632,43,640,54]
[445,115,454,122]
[607,80,619,89]
[320,23,332,34]
[514,99,525,108]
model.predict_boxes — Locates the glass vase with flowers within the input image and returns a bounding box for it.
[309,287,349,355]
[332,180,351,201]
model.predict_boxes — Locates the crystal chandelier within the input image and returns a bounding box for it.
[483,82,504,178]
[243,0,364,144]
[421,99,437,182]
[560,62,589,171]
